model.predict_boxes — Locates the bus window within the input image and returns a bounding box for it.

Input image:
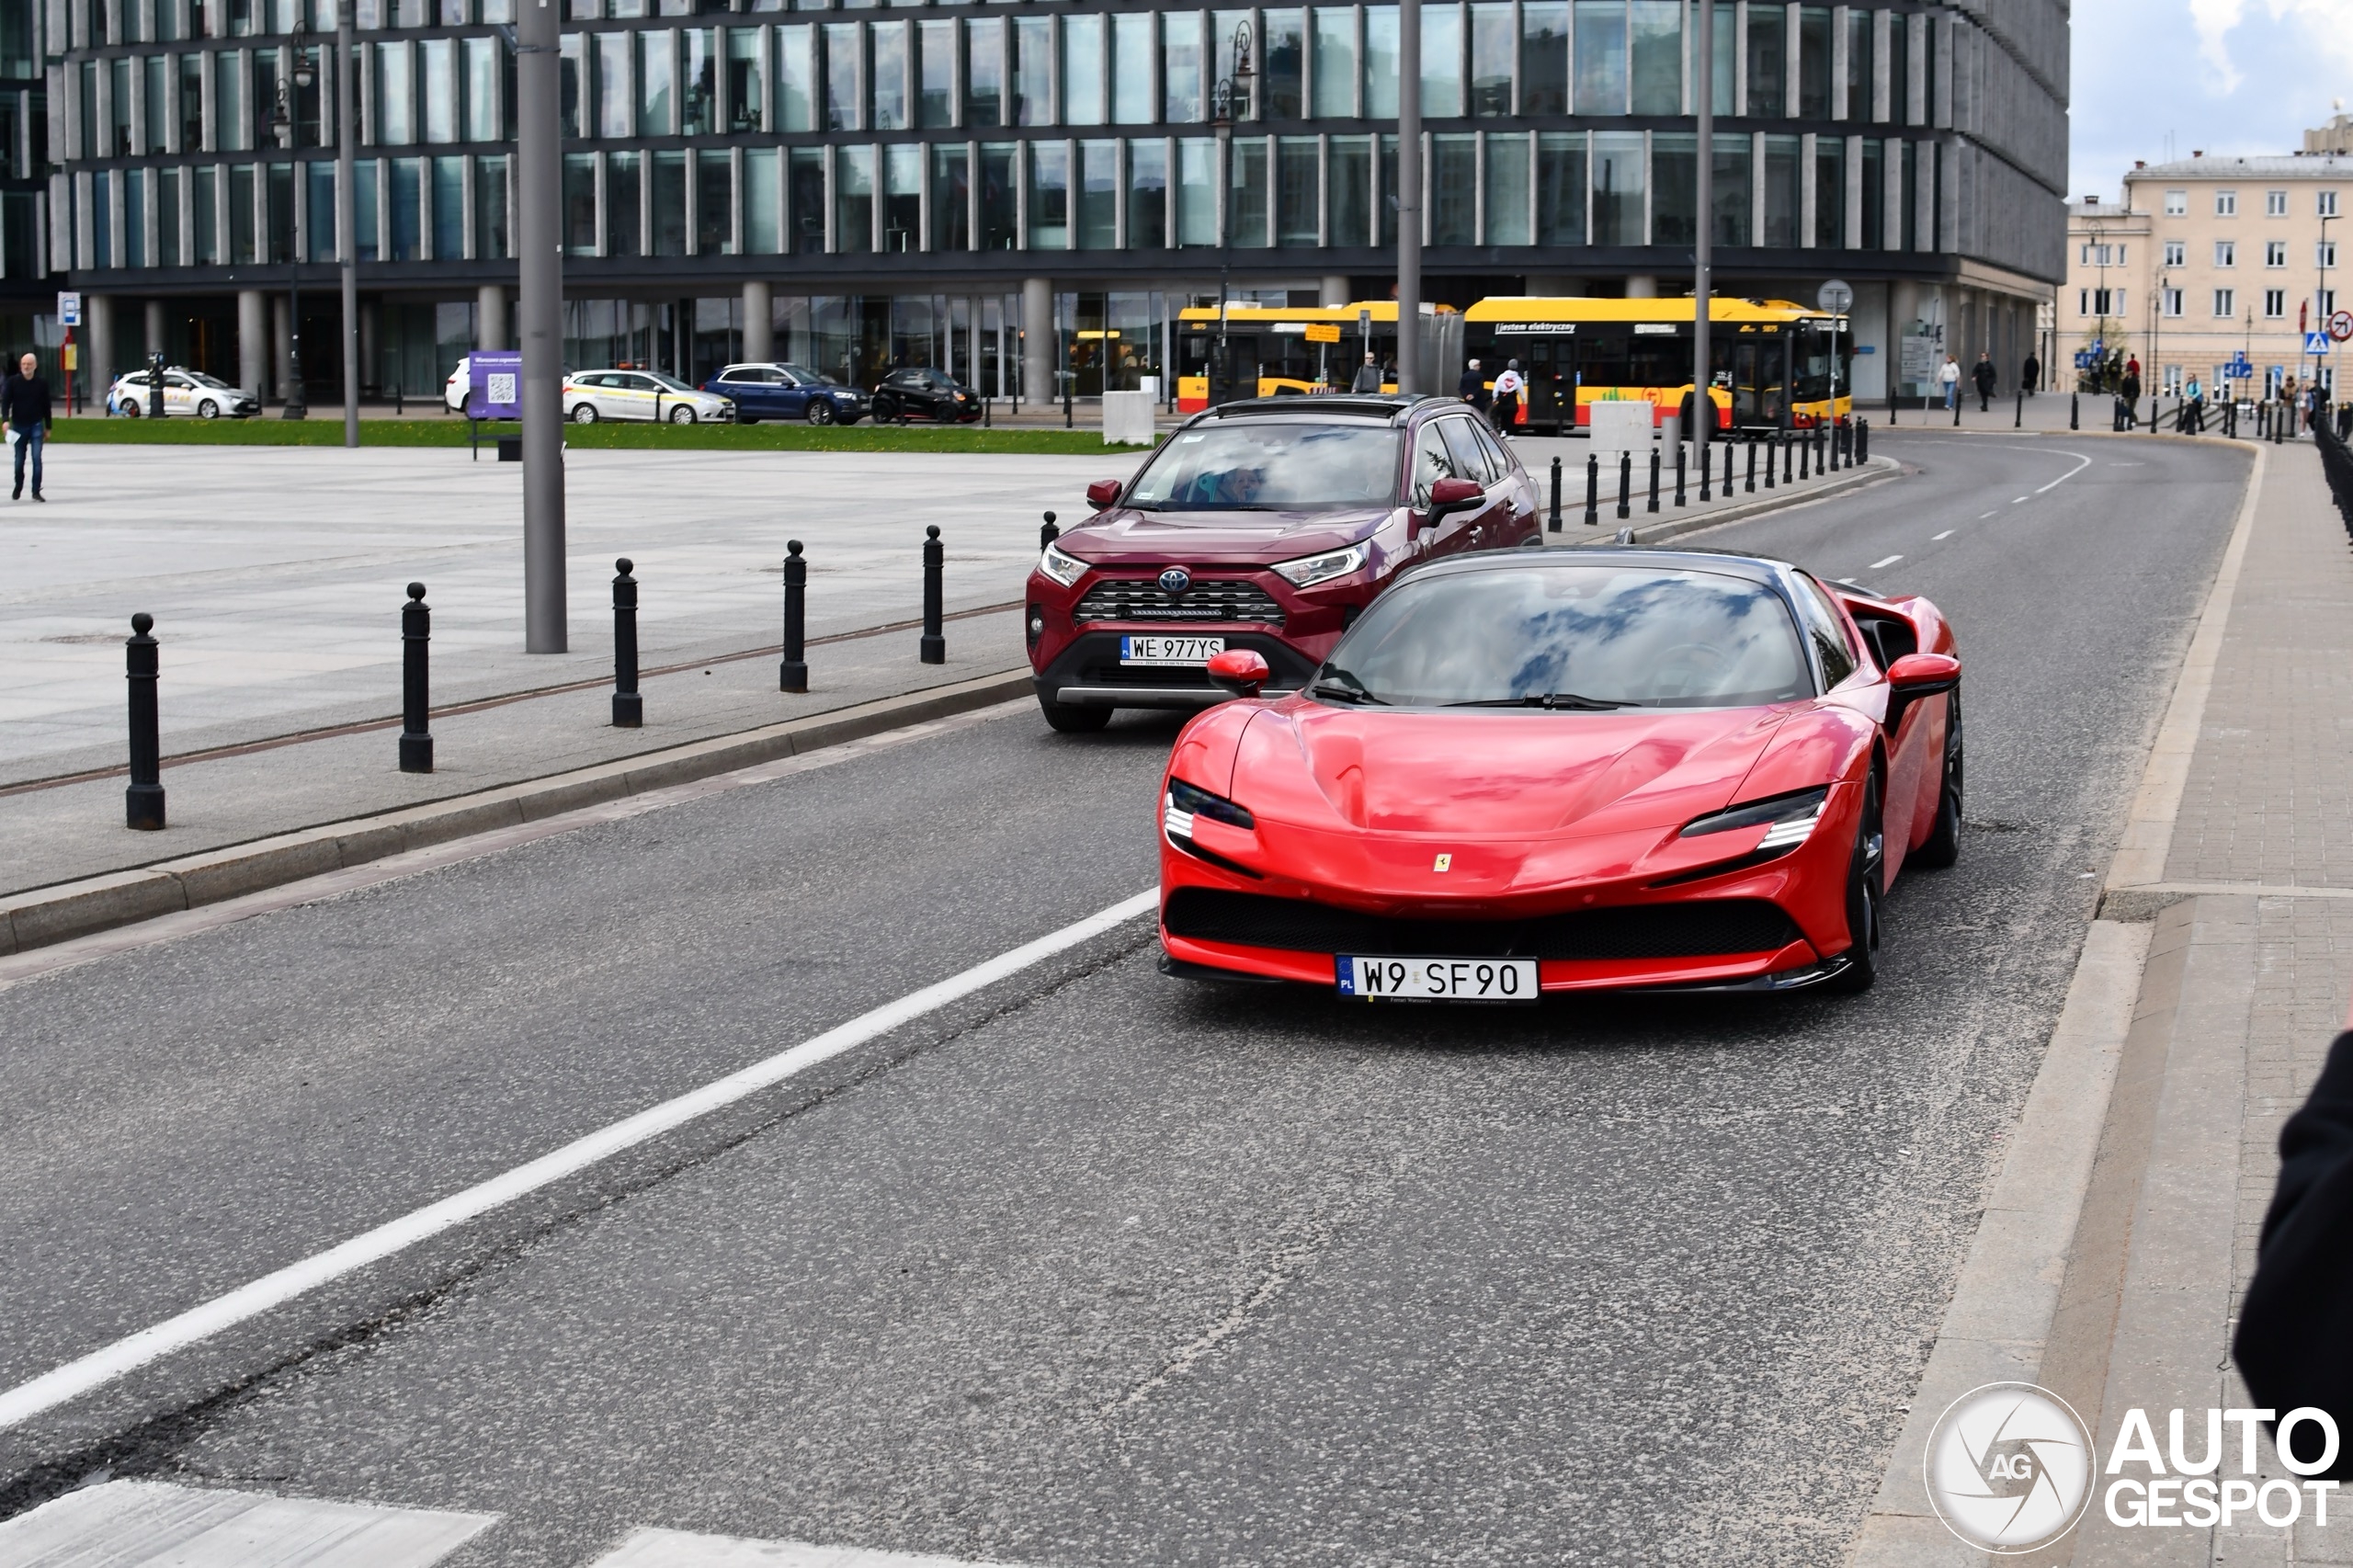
[1627,330,1690,392]
[1577,329,1632,389]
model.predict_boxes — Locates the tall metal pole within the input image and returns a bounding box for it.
[337,0,358,448]
[1394,0,1421,394]
[1691,0,1711,482]
[518,0,567,653]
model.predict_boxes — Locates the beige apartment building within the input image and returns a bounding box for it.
[2064,138,2349,398]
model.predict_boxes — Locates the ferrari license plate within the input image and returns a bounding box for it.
[1120,635,1225,666]
[1336,955,1540,1003]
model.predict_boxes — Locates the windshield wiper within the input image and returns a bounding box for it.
[1446,692,1626,710]
[1312,669,1388,704]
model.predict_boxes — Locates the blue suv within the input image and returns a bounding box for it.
[704,362,870,426]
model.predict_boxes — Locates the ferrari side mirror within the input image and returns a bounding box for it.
[1207,648,1272,699]
[1086,478,1122,509]
[1885,652,1961,695]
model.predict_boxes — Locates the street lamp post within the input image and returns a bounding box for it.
[1211,23,1253,407]
[517,0,568,652]
[2316,211,2337,413]
[1690,0,1711,482]
[1394,0,1420,394]
[2152,271,2168,427]
[336,0,358,447]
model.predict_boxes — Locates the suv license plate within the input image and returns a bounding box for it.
[1336,956,1540,1003]
[1120,635,1226,666]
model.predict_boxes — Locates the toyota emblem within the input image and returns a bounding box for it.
[1158,566,1192,595]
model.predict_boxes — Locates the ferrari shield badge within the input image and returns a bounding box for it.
[1433,854,1453,872]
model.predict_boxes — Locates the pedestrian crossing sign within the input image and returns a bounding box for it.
[2305,332,2333,356]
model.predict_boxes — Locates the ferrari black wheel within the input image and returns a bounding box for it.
[1827,771,1885,994]
[1914,687,1963,869]
[1038,696,1112,733]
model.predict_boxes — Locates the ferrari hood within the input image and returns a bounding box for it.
[1058,506,1389,566]
[1235,701,1791,838]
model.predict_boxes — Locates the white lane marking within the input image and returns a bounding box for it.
[1868,554,1904,570]
[593,1527,1038,1567]
[1932,529,1954,540]
[2012,496,2029,504]
[2034,449,2097,493]
[1978,510,1998,519]
[0,889,1161,1434]
[0,1480,496,1566]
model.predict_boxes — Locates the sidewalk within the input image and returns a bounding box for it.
[1849,435,2353,1565]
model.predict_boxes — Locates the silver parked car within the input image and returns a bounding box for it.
[108,368,261,419]
[562,369,734,425]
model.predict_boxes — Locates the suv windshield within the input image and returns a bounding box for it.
[1128,422,1401,509]
[1319,565,1813,709]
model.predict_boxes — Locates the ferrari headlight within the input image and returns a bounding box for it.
[1039,540,1091,586]
[1679,786,1830,846]
[1269,543,1368,587]
[1165,778,1256,836]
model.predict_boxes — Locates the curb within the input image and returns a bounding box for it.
[1558,454,1901,549]
[0,668,1033,959]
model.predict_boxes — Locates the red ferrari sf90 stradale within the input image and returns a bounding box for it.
[1155,548,1961,998]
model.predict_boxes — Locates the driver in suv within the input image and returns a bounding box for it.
[1025,394,1541,732]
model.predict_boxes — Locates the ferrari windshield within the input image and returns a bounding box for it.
[1127,422,1400,509]
[1319,565,1813,708]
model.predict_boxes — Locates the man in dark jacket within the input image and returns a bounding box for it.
[2021,351,2041,396]
[1457,358,1491,412]
[1350,353,1383,393]
[1972,351,1997,412]
[2235,1023,2353,1479]
[3,351,51,501]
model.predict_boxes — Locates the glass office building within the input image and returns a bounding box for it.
[28,0,2066,404]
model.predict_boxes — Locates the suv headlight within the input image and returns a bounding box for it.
[1038,540,1091,587]
[1270,543,1368,588]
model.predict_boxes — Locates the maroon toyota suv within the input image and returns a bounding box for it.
[1025,395,1542,732]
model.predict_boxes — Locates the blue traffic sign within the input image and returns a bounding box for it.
[2225,355,2254,380]
[2305,331,2334,356]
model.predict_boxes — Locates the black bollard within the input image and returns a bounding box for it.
[779,540,809,692]
[983,395,992,427]
[400,583,433,773]
[2015,386,2024,429]
[1951,391,1961,427]
[2070,391,2080,430]
[1548,455,1563,531]
[1722,440,1733,494]
[1583,454,1599,526]
[1063,375,1073,429]
[125,612,165,830]
[1616,450,1631,520]
[1675,441,1688,506]
[1040,509,1060,549]
[919,525,946,664]
[1745,440,1756,494]
[1799,428,1810,480]
[1782,429,1794,483]
[1856,417,1870,463]
[1646,447,1660,513]
[611,559,642,727]
[1764,435,1777,490]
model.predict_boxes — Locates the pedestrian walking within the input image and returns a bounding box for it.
[1457,358,1491,413]
[1349,353,1382,393]
[2021,350,2041,396]
[2181,374,2206,434]
[1938,355,1962,412]
[3,350,51,501]
[2118,364,2143,430]
[1972,351,1997,412]
[1490,359,1525,434]
[2282,375,2301,436]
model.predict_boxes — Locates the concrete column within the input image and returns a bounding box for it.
[86,295,115,401]
[742,279,773,362]
[272,293,293,403]
[1321,274,1351,307]
[1021,276,1053,403]
[476,283,510,350]
[1624,275,1660,298]
[239,289,268,400]
[143,300,165,359]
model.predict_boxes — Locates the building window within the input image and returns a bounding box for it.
[1762,133,1800,247]
[823,24,857,131]
[729,28,767,133]
[1062,13,1104,126]
[1572,0,1622,116]
[194,163,219,263]
[2267,189,2288,217]
[2163,239,2182,267]
[386,155,418,259]
[475,152,508,258]
[1362,5,1397,118]
[2267,239,2288,267]
[640,29,674,136]
[1275,134,1317,244]
[1469,2,1510,117]
[743,147,779,252]
[1430,131,1473,243]
[1652,130,1694,244]
[1014,16,1051,126]
[1592,128,1642,245]
[775,25,814,132]
[835,142,872,252]
[563,151,595,255]
[2265,289,2286,318]
[1027,138,1067,247]
[681,29,715,137]
[375,40,412,144]
[1745,1,1784,117]
[1313,7,1358,118]
[2321,240,2340,268]
[1113,13,1154,125]
[2214,188,2235,216]
[1711,129,1750,245]
[880,141,916,252]
[1538,129,1586,244]
[1420,4,1462,118]
[594,33,628,139]
[1076,136,1117,247]
[1795,3,1831,119]
[1263,8,1305,119]
[429,153,461,258]
[2209,288,2230,318]
[1481,129,1528,244]
[927,142,968,250]
[1127,136,1166,247]
[1326,132,1369,244]
[699,145,735,254]
[2213,240,2234,267]
[1518,2,1563,115]
[1230,134,1267,245]
[2164,188,2186,216]
[1175,134,1214,244]
[2322,190,2340,218]
[1814,134,1845,248]
[789,146,824,252]
[2323,289,2340,317]
[1164,11,1204,121]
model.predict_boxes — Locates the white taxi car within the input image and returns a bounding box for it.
[562,369,733,425]
[108,368,262,419]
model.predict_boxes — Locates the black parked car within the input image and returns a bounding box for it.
[872,367,983,424]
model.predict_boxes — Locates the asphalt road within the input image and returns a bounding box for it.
[0,430,2252,1565]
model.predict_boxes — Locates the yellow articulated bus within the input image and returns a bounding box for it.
[1176,302,1464,412]
[1461,297,1854,436]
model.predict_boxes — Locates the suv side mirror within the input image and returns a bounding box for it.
[1415,475,1485,535]
[1207,648,1272,699]
[1086,478,1123,509]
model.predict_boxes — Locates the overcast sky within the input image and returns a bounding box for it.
[2069,0,2353,199]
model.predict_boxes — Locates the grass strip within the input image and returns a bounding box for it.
[43,416,1159,456]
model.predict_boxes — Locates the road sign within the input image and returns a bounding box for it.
[1817,278,1854,315]
[1303,323,1340,344]
[2226,354,2254,381]
[2331,310,2353,343]
[56,291,80,327]
[2305,331,2333,356]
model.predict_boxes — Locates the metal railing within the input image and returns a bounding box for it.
[2318,413,2353,535]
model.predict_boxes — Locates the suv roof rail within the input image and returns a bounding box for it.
[1208,393,1434,422]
